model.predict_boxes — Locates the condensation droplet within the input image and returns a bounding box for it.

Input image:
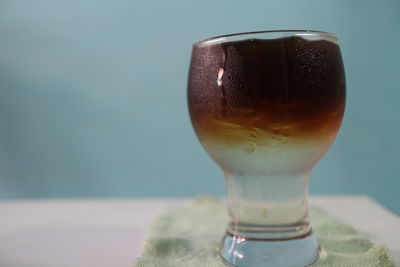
[246,142,257,153]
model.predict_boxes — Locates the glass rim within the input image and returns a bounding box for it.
[194,30,338,47]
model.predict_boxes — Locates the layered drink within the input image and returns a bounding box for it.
[188,35,345,177]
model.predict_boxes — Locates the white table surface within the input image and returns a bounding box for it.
[0,196,399,267]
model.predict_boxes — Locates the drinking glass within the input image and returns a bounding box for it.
[187,30,345,266]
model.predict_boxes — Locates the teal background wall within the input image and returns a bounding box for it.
[0,1,399,213]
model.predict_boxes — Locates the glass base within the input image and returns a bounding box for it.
[220,230,320,267]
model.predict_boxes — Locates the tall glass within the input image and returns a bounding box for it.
[188,30,345,266]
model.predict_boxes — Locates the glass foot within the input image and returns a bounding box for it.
[220,230,320,267]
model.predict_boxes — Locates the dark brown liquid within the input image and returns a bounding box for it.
[188,36,345,144]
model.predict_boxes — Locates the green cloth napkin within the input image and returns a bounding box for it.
[134,196,395,267]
